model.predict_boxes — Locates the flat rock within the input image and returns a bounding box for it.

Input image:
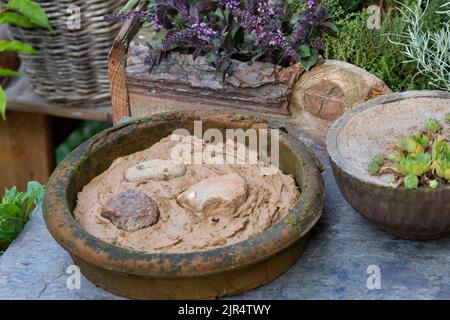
[303,80,346,122]
[101,190,159,232]
[177,173,248,218]
[125,159,186,182]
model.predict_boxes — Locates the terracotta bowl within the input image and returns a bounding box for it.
[43,111,324,299]
[327,91,450,240]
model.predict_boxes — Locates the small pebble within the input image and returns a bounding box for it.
[125,159,187,182]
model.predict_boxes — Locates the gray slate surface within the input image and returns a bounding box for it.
[1,153,449,300]
[0,124,450,300]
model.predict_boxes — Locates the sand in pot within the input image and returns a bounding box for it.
[74,134,300,253]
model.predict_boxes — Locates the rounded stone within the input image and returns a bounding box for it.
[177,173,249,218]
[101,190,159,232]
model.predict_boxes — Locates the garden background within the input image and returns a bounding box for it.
[0,0,449,256]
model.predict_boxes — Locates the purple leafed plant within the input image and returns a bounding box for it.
[105,0,337,78]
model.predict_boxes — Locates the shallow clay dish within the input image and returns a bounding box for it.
[327,91,450,240]
[43,111,324,299]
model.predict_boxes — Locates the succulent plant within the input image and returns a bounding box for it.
[395,153,431,177]
[425,118,442,134]
[431,135,450,162]
[368,155,384,175]
[404,174,419,190]
[399,133,429,154]
[429,180,439,189]
[432,158,450,181]
[430,135,450,181]
[387,153,398,162]
[445,113,450,124]
[367,115,450,189]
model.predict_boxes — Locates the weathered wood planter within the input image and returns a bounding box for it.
[327,91,450,240]
[43,110,324,299]
[108,0,390,124]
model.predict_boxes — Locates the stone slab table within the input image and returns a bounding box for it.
[1,152,449,300]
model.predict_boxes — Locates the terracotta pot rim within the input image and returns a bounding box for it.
[43,111,324,278]
[326,90,450,193]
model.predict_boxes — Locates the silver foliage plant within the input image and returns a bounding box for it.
[390,0,450,91]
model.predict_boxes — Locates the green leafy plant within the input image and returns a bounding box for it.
[322,0,444,92]
[106,1,337,79]
[56,121,112,165]
[391,0,450,91]
[431,136,450,181]
[368,154,385,174]
[0,0,51,120]
[395,152,431,177]
[445,113,450,124]
[429,179,439,189]
[399,133,429,154]
[425,118,442,134]
[431,135,449,162]
[330,0,398,13]
[404,173,419,190]
[433,158,450,181]
[0,181,44,254]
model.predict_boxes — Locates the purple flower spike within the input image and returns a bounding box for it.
[103,10,155,24]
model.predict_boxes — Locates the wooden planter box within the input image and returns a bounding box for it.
[109,0,391,125]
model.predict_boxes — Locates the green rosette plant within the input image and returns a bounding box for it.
[425,119,442,134]
[368,115,450,189]
[399,133,429,154]
[431,136,450,181]
[395,153,431,177]
[445,113,450,124]
[367,154,385,175]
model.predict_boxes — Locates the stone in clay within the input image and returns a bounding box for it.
[125,159,186,182]
[177,173,249,218]
[101,190,159,232]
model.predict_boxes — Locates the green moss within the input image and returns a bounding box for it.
[286,206,315,230]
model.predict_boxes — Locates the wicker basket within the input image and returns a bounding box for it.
[11,0,125,106]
